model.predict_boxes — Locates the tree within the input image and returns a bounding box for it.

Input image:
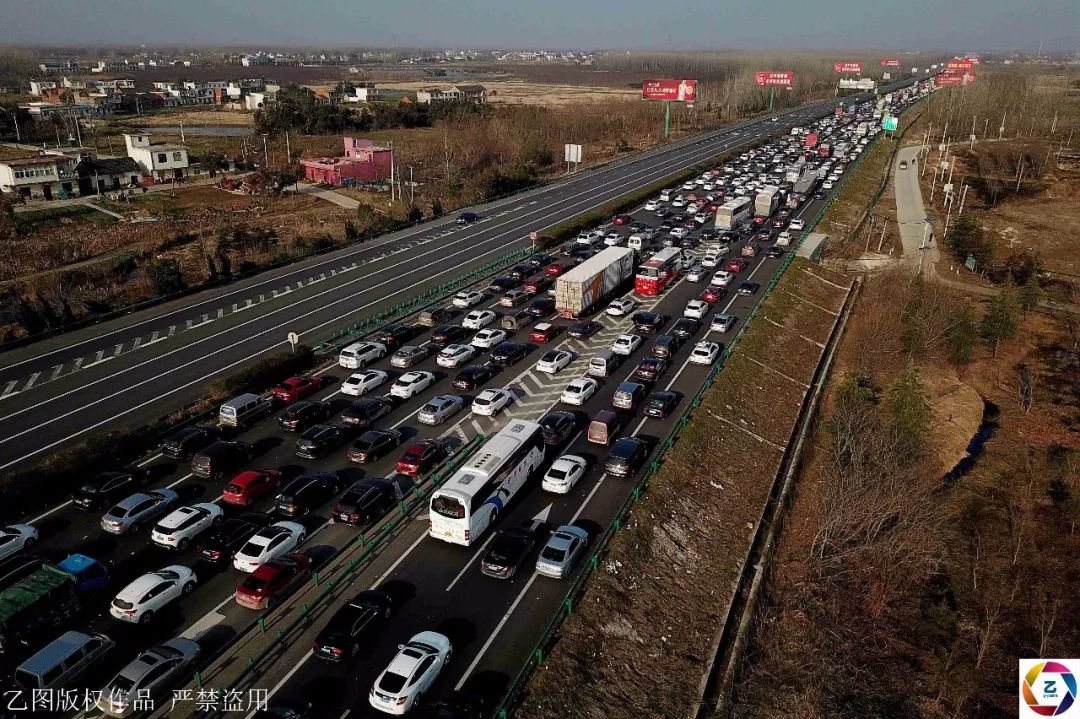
[1020,274,1042,313]
[946,304,979,370]
[945,214,994,267]
[407,205,423,224]
[147,260,185,296]
[981,286,1020,358]
[0,190,15,241]
[430,198,443,217]
[886,367,931,458]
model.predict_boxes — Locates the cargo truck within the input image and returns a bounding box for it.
[554,246,635,318]
[793,171,818,196]
[803,132,819,149]
[754,186,781,217]
[0,554,109,651]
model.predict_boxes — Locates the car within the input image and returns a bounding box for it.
[524,253,554,271]
[338,342,388,370]
[611,333,642,356]
[233,522,307,572]
[522,275,554,295]
[160,425,222,460]
[725,258,749,273]
[560,377,598,406]
[488,276,520,294]
[110,565,197,623]
[348,429,404,464]
[567,321,602,339]
[471,327,507,350]
[642,391,679,419]
[453,363,499,391]
[632,312,667,333]
[480,521,549,580]
[313,590,394,662]
[500,289,530,308]
[374,324,418,350]
[368,631,453,715]
[98,638,202,717]
[789,219,805,231]
[436,343,477,370]
[151,503,223,550]
[73,471,148,511]
[101,490,179,535]
[710,313,737,333]
[430,324,466,348]
[644,200,660,211]
[765,246,784,259]
[605,437,650,477]
[390,345,430,369]
[275,473,342,517]
[508,264,533,281]
[633,357,669,382]
[456,212,480,224]
[536,349,573,374]
[452,291,484,309]
[390,370,436,399]
[489,341,529,366]
[684,300,710,319]
[542,455,588,494]
[0,524,38,561]
[462,310,496,330]
[700,285,725,303]
[197,512,274,564]
[340,397,395,429]
[771,217,786,229]
[223,469,281,507]
[606,297,637,316]
[396,440,449,476]
[545,261,570,277]
[472,388,514,417]
[736,281,760,296]
[527,297,556,317]
[417,395,466,425]
[535,525,590,579]
[341,370,389,397]
[612,214,631,225]
[295,423,352,460]
[653,207,670,218]
[603,232,624,247]
[713,270,735,286]
[235,552,312,611]
[333,480,399,526]
[690,340,722,365]
[814,191,826,200]
[278,400,334,432]
[671,317,701,339]
[650,334,683,358]
[775,231,793,246]
[539,411,577,445]
[822,180,834,189]
[271,375,325,404]
[529,322,561,343]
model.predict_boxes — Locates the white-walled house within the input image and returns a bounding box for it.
[124,133,189,181]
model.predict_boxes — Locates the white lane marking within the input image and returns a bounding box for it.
[245,653,314,719]
[22,372,40,390]
[455,572,539,690]
[445,533,496,592]
[370,530,428,588]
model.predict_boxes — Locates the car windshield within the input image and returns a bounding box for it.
[540,545,566,562]
[379,671,408,694]
[548,468,567,480]
[431,495,466,519]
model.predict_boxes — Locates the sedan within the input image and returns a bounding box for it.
[725,258,749,273]
[274,473,342,517]
[605,437,650,477]
[712,271,735,286]
[333,481,399,527]
[644,200,660,211]
[437,343,476,369]
[529,322,561,343]
[313,590,394,662]
[701,285,726,304]
[472,388,514,417]
[633,357,669,382]
[110,565,196,623]
[430,323,466,348]
[606,298,637,316]
[462,310,497,330]
[373,323,417,350]
[389,345,429,369]
[651,334,682,358]
[369,632,452,715]
[278,400,334,432]
[390,371,436,399]
[0,525,38,561]
[690,340,722,365]
[736,281,761,296]
[642,391,679,419]
[490,341,529,366]
[232,522,307,573]
[73,471,147,511]
[536,349,573,374]
[611,334,642,356]
[480,520,548,580]
[101,490,179,535]
[452,291,484,309]
[702,254,721,268]
[151,503,223,550]
[686,265,706,282]
[684,300,709,319]
[542,455,587,494]
[471,328,507,350]
[711,313,737,333]
[453,363,499,391]
[348,429,403,464]
[417,395,465,425]
[160,425,221,460]
[341,370,388,397]
[295,424,352,460]
[395,440,449,476]
[765,246,785,259]
[528,297,556,317]
[671,317,701,339]
[560,377,598,406]
[339,396,394,429]
[222,470,281,507]
[271,375,325,404]
[456,212,479,224]
[98,638,201,717]
[235,552,311,610]
[567,321,602,340]
[535,526,590,579]
[632,312,666,333]
[789,219,805,231]
[539,411,577,446]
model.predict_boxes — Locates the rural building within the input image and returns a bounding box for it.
[299,137,393,186]
[415,85,486,104]
[124,133,190,181]
[28,80,58,96]
[75,157,142,195]
[0,154,79,200]
[344,84,380,102]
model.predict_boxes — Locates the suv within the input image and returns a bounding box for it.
[347,429,403,464]
[275,473,342,517]
[332,479,399,526]
[373,323,417,349]
[339,397,394,429]
[430,324,466,348]
[160,425,221,459]
[278,400,333,432]
[295,424,351,460]
[605,437,650,477]
[191,441,255,481]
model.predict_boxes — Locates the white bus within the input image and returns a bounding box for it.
[714,196,752,231]
[428,420,545,546]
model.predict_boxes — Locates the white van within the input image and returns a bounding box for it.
[15,631,114,691]
[627,235,645,251]
[587,349,621,378]
[658,189,673,202]
[218,393,273,427]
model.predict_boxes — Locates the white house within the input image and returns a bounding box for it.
[344,84,379,103]
[28,80,57,97]
[0,155,78,200]
[124,133,190,181]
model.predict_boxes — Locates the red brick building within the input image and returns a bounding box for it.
[299,137,393,185]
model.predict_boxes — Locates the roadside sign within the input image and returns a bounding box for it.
[287,332,299,352]
[882,116,898,131]
[529,231,538,241]
[965,254,977,271]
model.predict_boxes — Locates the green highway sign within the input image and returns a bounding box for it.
[882,115,898,131]
[965,254,977,271]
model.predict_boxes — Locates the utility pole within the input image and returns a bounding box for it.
[285,130,291,164]
[1051,111,1058,135]
[1015,160,1025,192]
[261,134,269,169]
[970,115,976,149]
[983,117,988,139]
[7,111,20,143]
[390,153,395,202]
[864,214,875,253]
[930,165,939,203]
[877,218,889,252]
[958,183,969,215]
[999,112,1006,139]
[408,164,414,205]
[179,121,185,144]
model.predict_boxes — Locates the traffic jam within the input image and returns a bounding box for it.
[0,84,930,718]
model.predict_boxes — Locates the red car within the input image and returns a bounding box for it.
[701,285,725,303]
[272,376,325,404]
[611,214,631,225]
[529,323,562,343]
[752,215,768,226]
[222,469,281,507]
[707,203,720,212]
[235,553,311,609]
[395,440,449,477]
[545,262,568,277]
[725,258,749,273]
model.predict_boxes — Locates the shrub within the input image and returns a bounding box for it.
[212,345,315,397]
[147,259,185,295]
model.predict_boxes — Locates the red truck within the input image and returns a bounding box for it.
[803,132,819,149]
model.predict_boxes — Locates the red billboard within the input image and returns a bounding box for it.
[936,70,977,86]
[834,61,864,73]
[946,60,974,71]
[754,71,794,87]
[880,58,901,68]
[642,79,698,102]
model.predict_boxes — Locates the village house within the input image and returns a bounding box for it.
[299,137,393,186]
[75,157,142,195]
[0,154,79,200]
[415,84,487,104]
[124,133,190,181]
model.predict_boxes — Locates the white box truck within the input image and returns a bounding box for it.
[554,246,635,318]
[754,185,781,217]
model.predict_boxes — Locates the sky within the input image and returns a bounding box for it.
[2,0,1076,52]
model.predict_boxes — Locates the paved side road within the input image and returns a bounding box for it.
[295,181,361,209]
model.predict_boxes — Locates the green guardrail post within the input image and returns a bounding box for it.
[302,603,310,615]
[398,499,407,516]
[312,571,320,586]
[194,671,204,689]
[276,630,285,642]
[613,517,621,531]
[534,647,544,664]
[564,597,574,614]
[257,617,266,633]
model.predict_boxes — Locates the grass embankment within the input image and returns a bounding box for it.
[13,204,114,231]
[518,259,851,719]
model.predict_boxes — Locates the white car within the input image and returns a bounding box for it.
[110,565,197,624]
[671,197,686,207]
[390,371,435,399]
[338,341,388,370]
[684,300,710,319]
[775,231,793,247]
[232,522,307,573]
[536,349,573,374]
[604,232,624,247]
[151,503,223,551]
[713,271,735,287]
[611,334,642,356]
[436,344,475,369]
[701,254,720,268]
[560,377,598,406]
[341,370,388,397]
[472,388,514,417]
[644,200,660,211]
[0,524,38,561]
[471,328,507,350]
[690,341,721,365]
[669,227,690,240]
[606,297,637,316]
[822,180,834,190]
[368,631,452,715]
[542,455,588,494]
[462,309,497,330]
[452,291,484,309]
[710,313,737,333]
[694,212,711,224]
[686,266,706,282]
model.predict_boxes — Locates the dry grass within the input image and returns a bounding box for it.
[380,80,640,106]
[116,109,256,127]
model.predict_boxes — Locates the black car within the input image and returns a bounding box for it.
[650,334,683,359]
[456,212,480,224]
[671,317,701,339]
[480,521,548,579]
[312,589,393,662]
[524,253,554,271]
[373,323,418,349]
[814,191,826,200]
[489,341,529,366]
[699,229,719,242]
[632,312,667,333]
[654,207,670,218]
[72,470,147,510]
[160,425,221,459]
[527,297,556,317]
[736,281,760,296]
[346,429,403,464]
[765,246,785,259]
[642,391,679,419]
[453,363,499,391]
[633,357,669,382]
[720,232,737,244]
[430,324,466,348]
[428,692,490,719]
[340,397,394,429]
[539,411,577,446]
[198,512,274,563]
[508,264,532,280]
[567,321,602,339]
[332,479,399,526]
[488,276,519,293]
[275,473,342,517]
[605,437,650,477]
[191,440,255,480]
[295,424,352,460]
[278,401,334,432]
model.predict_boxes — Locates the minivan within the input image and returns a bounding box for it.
[15,630,115,691]
[612,381,648,411]
[627,235,644,251]
[417,306,451,327]
[587,410,630,445]
[587,349,621,378]
[219,393,273,428]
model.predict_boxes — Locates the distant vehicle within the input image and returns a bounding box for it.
[338,341,388,370]
[456,212,480,224]
[710,313,737,333]
[348,429,403,464]
[472,388,514,416]
[390,371,436,399]
[605,437,650,477]
[341,370,388,397]
[389,345,430,369]
[452,363,500,392]
[275,473,342,517]
[690,341,722,365]
[529,322,561,343]
[611,333,642,356]
[536,349,573,374]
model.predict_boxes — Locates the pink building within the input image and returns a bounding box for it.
[299,137,393,186]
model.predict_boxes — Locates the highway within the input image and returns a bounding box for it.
[0,88,897,475]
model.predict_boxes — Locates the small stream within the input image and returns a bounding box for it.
[943,399,1000,483]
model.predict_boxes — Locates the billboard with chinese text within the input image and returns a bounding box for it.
[642,79,698,102]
